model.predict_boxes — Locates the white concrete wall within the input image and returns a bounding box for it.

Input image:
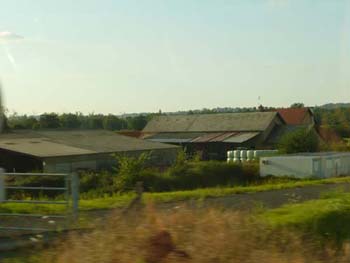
[260,156,313,178]
[260,153,350,178]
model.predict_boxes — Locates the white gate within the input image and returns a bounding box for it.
[0,170,79,232]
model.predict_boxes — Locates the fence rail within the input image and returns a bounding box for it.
[0,170,79,233]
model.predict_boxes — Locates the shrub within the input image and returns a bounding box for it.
[278,127,319,154]
[79,171,114,197]
[113,153,151,192]
[139,161,260,192]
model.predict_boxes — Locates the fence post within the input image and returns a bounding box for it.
[71,172,79,219]
[0,168,5,203]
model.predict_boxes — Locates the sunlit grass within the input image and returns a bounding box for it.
[262,190,350,244]
[2,176,350,214]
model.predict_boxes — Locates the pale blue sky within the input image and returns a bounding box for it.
[1,0,350,115]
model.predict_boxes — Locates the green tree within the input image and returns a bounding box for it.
[39,113,60,129]
[8,115,38,129]
[60,113,81,129]
[127,115,148,130]
[290,103,305,108]
[278,128,319,154]
[113,152,150,191]
[103,115,127,131]
[87,115,104,129]
[2,115,9,131]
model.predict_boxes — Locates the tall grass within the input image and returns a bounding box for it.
[33,205,350,263]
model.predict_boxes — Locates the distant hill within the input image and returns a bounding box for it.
[319,103,350,110]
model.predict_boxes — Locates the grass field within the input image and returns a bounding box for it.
[2,176,350,214]
[5,197,350,263]
[262,189,350,245]
[3,177,350,262]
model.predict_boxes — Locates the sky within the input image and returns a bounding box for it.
[1,0,350,115]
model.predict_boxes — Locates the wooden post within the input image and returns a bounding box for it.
[71,172,79,219]
[135,181,144,200]
[0,168,5,203]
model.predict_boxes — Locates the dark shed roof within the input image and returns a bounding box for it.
[0,130,179,158]
[143,112,281,133]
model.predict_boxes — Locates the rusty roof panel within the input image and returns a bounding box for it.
[210,132,238,142]
[223,132,260,143]
[191,133,226,143]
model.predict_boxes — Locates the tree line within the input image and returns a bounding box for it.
[313,107,350,138]
[7,113,152,131]
[5,104,350,137]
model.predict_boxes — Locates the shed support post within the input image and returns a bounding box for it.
[0,168,5,203]
[71,172,79,219]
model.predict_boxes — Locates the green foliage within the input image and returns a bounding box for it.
[165,149,189,177]
[3,176,350,215]
[8,114,39,129]
[126,115,148,130]
[7,113,152,131]
[102,115,127,130]
[263,191,350,246]
[278,127,319,154]
[86,114,104,129]
[79,171,114,197]
[314,107,350,138]
[39,113,60,129]
[59,113,81,128]
[113,153,151,192]
[290,102,305,108]
[139,161,259,192]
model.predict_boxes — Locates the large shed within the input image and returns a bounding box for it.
[142,112,285,160]
[0,130,179,173]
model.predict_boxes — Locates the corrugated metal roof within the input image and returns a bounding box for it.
[146,132,206,140]
[191,133,228,143]
[143,112,279,133]
[144,131,260,144]
[149,139,192,144]
[0,138,96,158]
[0,130,179,158]
[223,132,260,143]
[146,132,206,144]
[209,132,238,142]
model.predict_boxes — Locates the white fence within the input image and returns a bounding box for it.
[0,171,79,232]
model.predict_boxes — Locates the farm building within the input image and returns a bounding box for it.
[260,152,350,178]
[142,112,285,160]
[0,130,179,173]
[275,108,315,126]
[267,107,320,145]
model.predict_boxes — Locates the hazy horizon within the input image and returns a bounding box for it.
[1,1,350,115]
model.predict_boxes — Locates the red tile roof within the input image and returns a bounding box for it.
[276,108,313,125]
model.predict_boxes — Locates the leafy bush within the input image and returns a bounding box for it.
[278,127,319,154]
[113,153,151,192]
[5,154,260,198]
[140,161,259,192]
[79,171,114,197]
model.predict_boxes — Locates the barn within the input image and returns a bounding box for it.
[276,108,315,126]
[142,112,285,160]
[0,130,179,173]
